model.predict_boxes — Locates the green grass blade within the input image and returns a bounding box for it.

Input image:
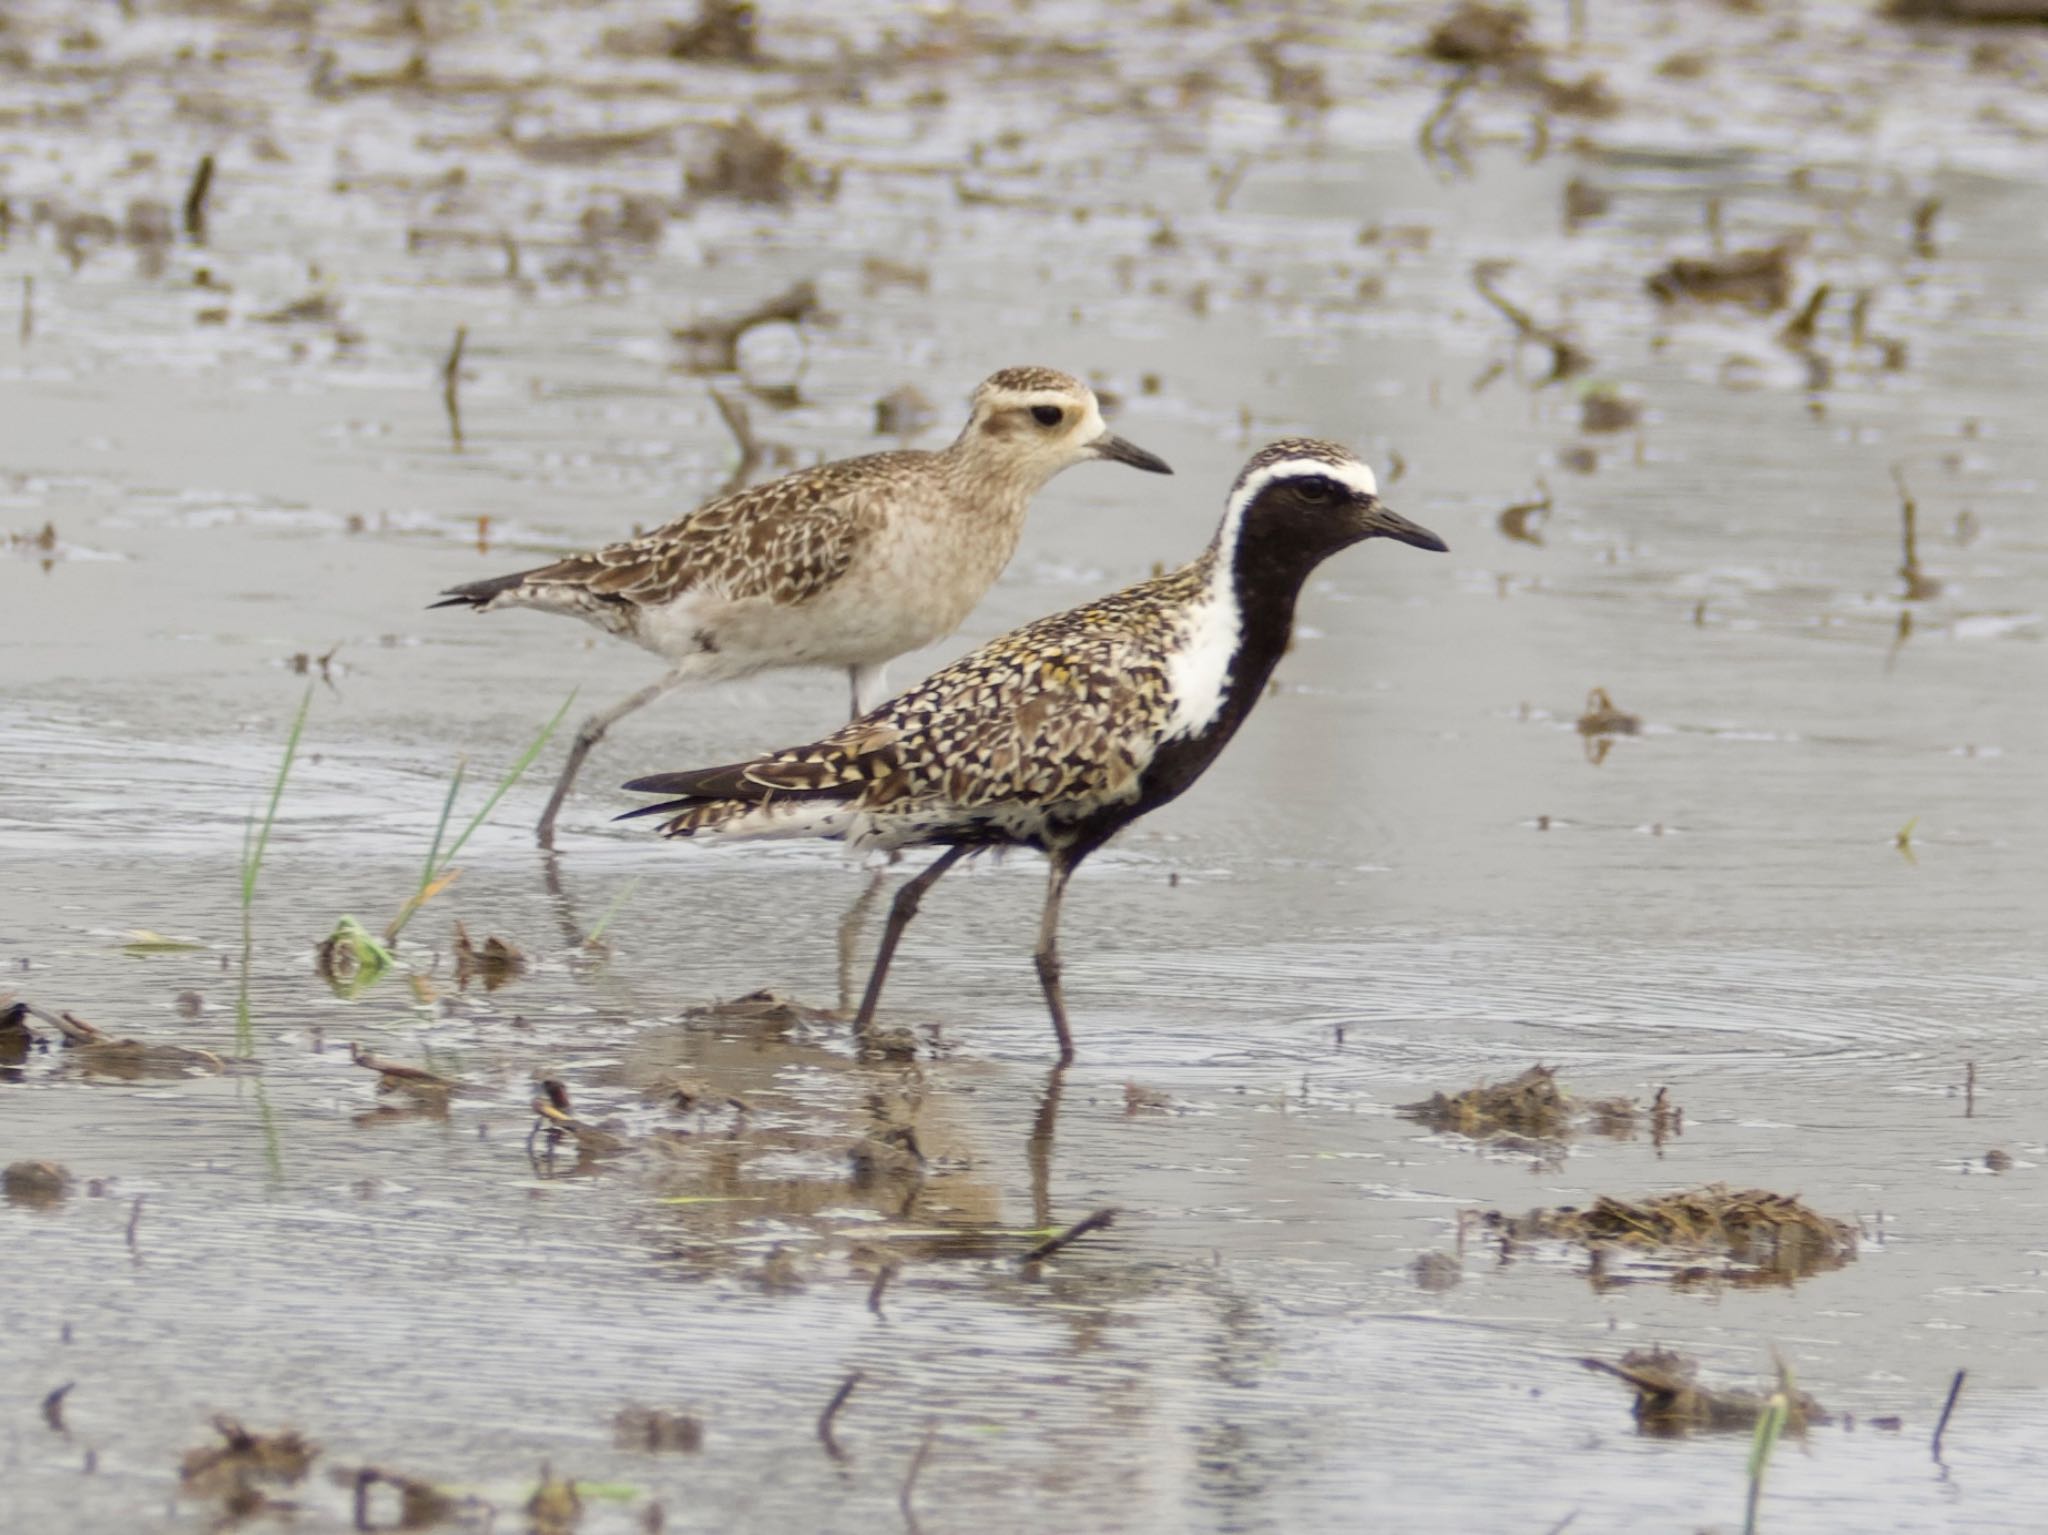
[420,757,466,895]
[241,685,313,910]
[432,690,575,875]
[585,876,642,943]
[1742,1391,1789,1535]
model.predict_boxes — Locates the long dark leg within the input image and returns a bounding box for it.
[536,672,690,849]
[854,846,968,1033]
[1033,855,1077,1064]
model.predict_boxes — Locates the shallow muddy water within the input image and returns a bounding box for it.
[5,2,2048,1531]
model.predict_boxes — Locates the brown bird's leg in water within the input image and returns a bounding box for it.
[1032,856,1078,1064]
[536,672,691,849]
[854,847,969,1033]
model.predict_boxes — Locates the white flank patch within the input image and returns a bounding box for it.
[1163,571,1242,740]
[677,803,857,845]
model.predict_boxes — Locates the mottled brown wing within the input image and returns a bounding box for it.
[784,615,1175,813]
[530,465,904,608]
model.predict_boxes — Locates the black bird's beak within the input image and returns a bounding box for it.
[1358,497,1448,553]
[1091,433,1173,474]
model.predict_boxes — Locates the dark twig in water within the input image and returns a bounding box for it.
[19,275,31,345]
[1471,262,1589,384]
[710,386,763,496]
[1911,196,1941,260]
[1212,154,1252,212]
[1020,1206,1119,1265]
[442,327,467,452]
[817,1370,862,1461]
[900,1422,937,1535]
[348,1042,456,1090]
[1932,1368,1966,1460]
[1965,1061,1976,1119]
[184,154,215,243]
[126,1194,145,1257]
[1544,1514,1579,1535]
[1419,71,1475,176]
[867,1260,900,1319]
[42,1382,73,1433]
[1891,464,1939,600]
[1498,479,1552,545]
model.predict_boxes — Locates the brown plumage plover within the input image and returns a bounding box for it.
[620,438,1448,1062]
[432,367,1171,846]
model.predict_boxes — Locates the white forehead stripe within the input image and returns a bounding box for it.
[1223,454,1378,525]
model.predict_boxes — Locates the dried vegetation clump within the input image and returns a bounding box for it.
[452,920,525,991]
[602,0,760,64]
[1423,2,1617,117]
[1402,1063,1572,1139]
[1647,243,1799,312]
[181,1417,319,1520]
[4,1159,74,1209]
[1400,1064,1677,1147]
[671,280,820,374]
[1477,1184,1857,1283]
[684,118,823,205]
[613,1405,705,1452]
[14,1002,224,1078]
[1583,1348,1832,1435]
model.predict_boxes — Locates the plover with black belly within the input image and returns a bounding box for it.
[433,367,1171,846]
[620,439,1448,1062]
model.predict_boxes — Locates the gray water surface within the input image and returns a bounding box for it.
[4,2,2046,1531]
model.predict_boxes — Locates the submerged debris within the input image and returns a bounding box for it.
[348,1464,461,1530]
[1412,1250,1464,1292]
[602,0,760,64]
[875,384,937,437]
[613,1406,704,1453]
[1580,385,1641,434]
[181,1416,318,1518]
[1478,1184,1857,1284]
[349,1043,458,1103]
[1,1000,39,1067]
[1249,37,1331,114]
[1402,1064,1571,1139]
[1403,1066,1680,1151]
[1426,2,1536,67]
[1647,243,1797,312]
[453,921,525,991]
[1576,687,1640,737]
[526,1465,582,1535]
[1583,1348,1831,1436]
[670,280,819,374]
[1472,261,1591,384]
[1496,483,1551,545]
[680,986,837,1033]
[44,1006,224,1077]
[684,118,820,206]
[1884,0,2048,20]
[4,1159,74,1210]
[529,1079,633,1161]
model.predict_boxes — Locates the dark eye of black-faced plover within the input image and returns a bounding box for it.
[430,366,1171,848]
[619,437,1445,1064]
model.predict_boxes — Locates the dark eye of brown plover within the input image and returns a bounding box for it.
[1031,405,1064,427]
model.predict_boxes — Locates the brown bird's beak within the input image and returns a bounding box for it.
[1091,433,1173,474]
[1357,497,1448,553]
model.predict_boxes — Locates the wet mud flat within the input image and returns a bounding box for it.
[6,1,2048,1531]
